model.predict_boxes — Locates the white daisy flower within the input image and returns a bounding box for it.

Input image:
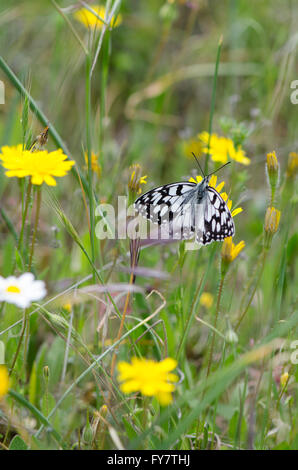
[0,273,46,308]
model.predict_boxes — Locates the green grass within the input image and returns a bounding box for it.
[0,0,297,450]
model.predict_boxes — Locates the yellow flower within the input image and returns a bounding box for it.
[74,5,122,30]
[128,164,147,194]
[188,174,243,218]
[266,151,279,200]
[182,137,203,159]
[221,236,245,263]
[266,151,279,173]
[264,207,281,234]
[0,145,75,186]
[198,131,250,166]
[84,151,101,177]
[280,372,289,388]
[200,292,214,309]
[63,303,72,312]
[286,152,298,177]
[0,365,9,399]
[117,357,178,406]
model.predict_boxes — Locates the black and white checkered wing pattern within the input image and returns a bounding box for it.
[198,186,235,245]
[134,182,196,239]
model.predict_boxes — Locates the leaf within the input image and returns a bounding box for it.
[0,341,5,364]
[14,248,24,271]
[229,410,247,445]
[46,337,65,387]
[29,363,37,407]
[9,435,28,450]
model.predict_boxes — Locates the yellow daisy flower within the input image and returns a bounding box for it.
[188,174,243,218]
[0,145,75,186]
[198,131,250,166]
[0,365,9,399]
[221,236,245,263]
[74,5,122,30]
[117,357,178,406]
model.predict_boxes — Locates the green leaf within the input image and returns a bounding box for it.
[0,341,5,364]
[9,435,28,450]
[28,363,37,407]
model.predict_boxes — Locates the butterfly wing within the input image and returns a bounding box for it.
[134,182,197,239]
[197,186,235,245]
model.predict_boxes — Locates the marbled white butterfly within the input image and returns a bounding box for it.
[134,160,235,245]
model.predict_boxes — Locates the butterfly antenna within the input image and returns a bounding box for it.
[192,152,205,177]
[207,161,231,178]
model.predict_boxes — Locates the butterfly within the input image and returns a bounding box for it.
[134,159,235,245]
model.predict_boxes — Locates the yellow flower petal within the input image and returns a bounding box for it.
[231,207,243,217]
[117,357,178,406]
[0,366,9,399]
[0,145,75,186]
[216,181,225,192]
[198,132,250,166]
[74,5,122,30]
[209,175,217,188]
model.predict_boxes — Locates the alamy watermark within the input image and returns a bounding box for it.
[290,80,298,104]
[94,197,203,251]
[290,340,298,365]
[0,80,5,104]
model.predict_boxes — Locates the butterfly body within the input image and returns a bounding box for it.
[134,176,235,245]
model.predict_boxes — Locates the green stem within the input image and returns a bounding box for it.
[204,36,223,175]
[28,187,42,271]
[34,307,162,439]
[235,249,268,331]
[176,245,217,361]
[0,56,89,194]
[85,54,96,273]
[206,272,225,380]
[9,309,27,376]
[9,389,67,449]
[17,180,32,255]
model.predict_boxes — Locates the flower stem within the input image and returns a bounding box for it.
[204,36,223,175]
[110,271,134,382]
[206,273,225,379]
[85,53,96,273]
[0,55,89,194]
[28,187,42,271]
[176,245,217,361]
[17,180,32,255]
[9,309,27,376]
[235,249,267,331]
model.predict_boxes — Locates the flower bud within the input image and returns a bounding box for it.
[264,207,281,235]
[264,207,281,249]
[225,329,238,344]
[266,151,279,203]
[280,372,289,388]
[43,365,50,379]
[221,237,245,274]
[286,152,298,178]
